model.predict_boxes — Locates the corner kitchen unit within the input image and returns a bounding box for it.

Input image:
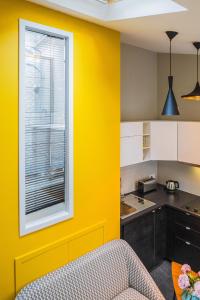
[120,121,200,167]
[121,185,200,272]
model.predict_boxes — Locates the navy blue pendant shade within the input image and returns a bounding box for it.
[162,76,179,115]
[162,31,180,115]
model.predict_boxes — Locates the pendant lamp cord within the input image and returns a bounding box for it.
[170,39,172,76]
[197,48,199,82]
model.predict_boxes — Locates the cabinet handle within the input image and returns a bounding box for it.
[185,226,191,230]
[185,241,191,246]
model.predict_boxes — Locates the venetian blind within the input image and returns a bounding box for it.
[24,29,67,214]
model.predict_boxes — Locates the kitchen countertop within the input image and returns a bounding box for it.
[121,184,200,225]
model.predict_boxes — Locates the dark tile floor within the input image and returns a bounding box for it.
[150,261,174,300]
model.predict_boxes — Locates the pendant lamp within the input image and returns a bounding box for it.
[181,42,200,100]
[162,31,180,115]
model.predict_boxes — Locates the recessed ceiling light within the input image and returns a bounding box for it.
[96,0,122,4]
[96,0,107,3]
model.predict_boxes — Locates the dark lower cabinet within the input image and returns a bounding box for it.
[122,205,200,271]
[166,207,200,272]
[173,237,200,272]
[122,210,155,270]
[121,206,166,271]
[155,207,167,266]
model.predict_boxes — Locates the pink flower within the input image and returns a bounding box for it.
[181,264,191,274]
[178,274,190,289]
[198,271,200,277]
[193,281,200,297]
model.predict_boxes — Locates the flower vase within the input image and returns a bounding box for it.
[182,293,200,300]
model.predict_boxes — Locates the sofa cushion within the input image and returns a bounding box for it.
[113,288,149,300]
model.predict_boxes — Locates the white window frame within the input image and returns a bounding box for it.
[19,19,74,236]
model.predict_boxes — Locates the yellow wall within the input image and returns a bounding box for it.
[0,0,120,299]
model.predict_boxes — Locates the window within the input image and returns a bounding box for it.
[19,20,73,236]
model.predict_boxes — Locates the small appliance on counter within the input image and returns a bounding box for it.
[165,180,179,193]
[137,177,157,194]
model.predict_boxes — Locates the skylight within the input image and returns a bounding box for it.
[29,0,187,22]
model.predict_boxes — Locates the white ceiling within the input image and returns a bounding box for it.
[28,0,200,54]
[118,0,200,54]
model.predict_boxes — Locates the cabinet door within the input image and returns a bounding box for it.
[120,122,143,137]
[120,136,143,167]
[172,237,200,272]
[166,208,174,261]
[178,122,200,165]
[155,207,166,265]
[122,211,155,270]
[151,121,177,161]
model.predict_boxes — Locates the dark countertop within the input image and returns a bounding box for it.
[121,184,200,225]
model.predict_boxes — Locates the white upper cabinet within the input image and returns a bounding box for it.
[120,136,143,167]
[178,122,200,165]
[120,122,143,167]
[120,121,200,167]
[150,121,178,161]
[120,122,143,137]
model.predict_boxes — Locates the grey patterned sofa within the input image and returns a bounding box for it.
[16,239,165,300]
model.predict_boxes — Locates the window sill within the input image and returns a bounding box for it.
[20,203,73,236]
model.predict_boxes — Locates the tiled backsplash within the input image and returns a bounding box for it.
[120,161,157,195]
[158,161,200,196]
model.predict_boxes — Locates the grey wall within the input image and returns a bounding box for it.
[121,43,157,121]
[120,43,158,194]
[157,53,200,195]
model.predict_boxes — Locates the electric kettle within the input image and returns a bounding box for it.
[166,180,179,192]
